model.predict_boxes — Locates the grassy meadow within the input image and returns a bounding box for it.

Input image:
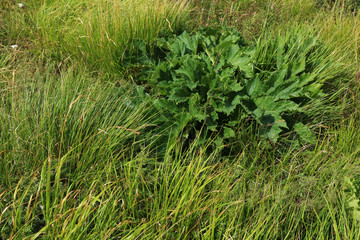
[1,0,360,239]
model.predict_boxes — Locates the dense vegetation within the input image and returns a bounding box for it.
[1,0,360,239]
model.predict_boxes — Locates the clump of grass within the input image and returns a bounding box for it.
[30,0,190,73]
[0,66,155,188]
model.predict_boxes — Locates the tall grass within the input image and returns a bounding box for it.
[2,113,360,238]
[1,63,359,239]
[0,66,154,186]
[1,0,360,239]
[30,0,190,73]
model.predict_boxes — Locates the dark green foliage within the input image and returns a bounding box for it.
[247,31,334,143]
[128,27,339,149]
[148,28,250,146]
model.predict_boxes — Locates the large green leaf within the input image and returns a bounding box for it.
[293,122,316,144]
[189,93,207,121]
[291,58,306,77]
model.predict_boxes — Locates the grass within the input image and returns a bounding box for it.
[1,0,360,239]
[37,0,189,73]
[1,0,190,74]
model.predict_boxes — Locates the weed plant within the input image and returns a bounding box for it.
[124,26,349,153]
